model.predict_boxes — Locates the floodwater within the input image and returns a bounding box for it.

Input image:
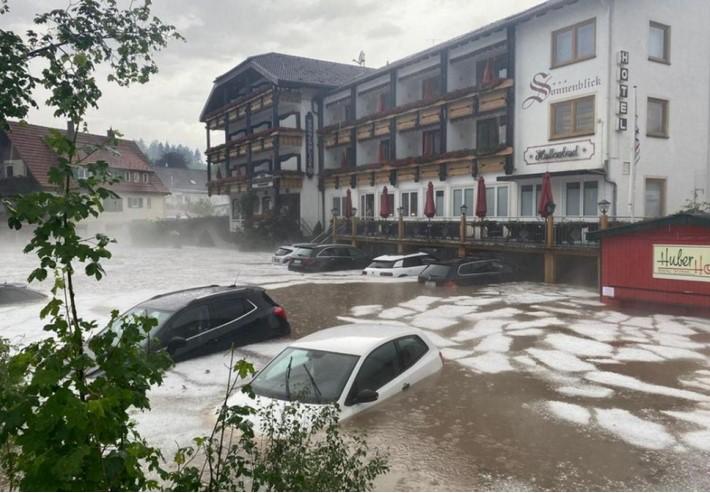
[1,244,709,491]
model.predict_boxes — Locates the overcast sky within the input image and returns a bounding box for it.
[4,0,542,152]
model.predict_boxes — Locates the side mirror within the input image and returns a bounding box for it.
[351,388,378,405]
[167,336,187,354]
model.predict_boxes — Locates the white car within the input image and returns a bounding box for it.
[362,252,438,278]
[272,243,316,264]
[228,324,443,422]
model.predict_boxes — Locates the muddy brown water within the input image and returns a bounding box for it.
[268,281,710,491]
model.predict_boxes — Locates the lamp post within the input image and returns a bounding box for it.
[331,207,338,242]
[459,203,468,245]
[397,206,405,252]
[350,207,358,245]
[598,199,610,230]
[544,202,556,248]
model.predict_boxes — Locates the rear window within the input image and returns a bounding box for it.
[368,260,396,269]
[421,264,451,277]
[292,247,315,257]
[275,248,292,256]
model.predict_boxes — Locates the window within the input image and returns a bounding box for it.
[332,196,349,217]
[566,182,581,216]
[401,191,418,216]
[5,165,13,178]
[344,103,353,121]
[360,193,375,218]
[232,199,240,220]
[349,341,400,396]
[476,118,500,152]
[146,197,152,209]
[452,188,474,215]
[422,129,441,156]
[647,98,669,138]
[378,91,392,112]
[378,139,391,161]
[649,21,670,63]
[435,190,445,217]
[133,172,140,183]
[102,197,123,212]
[475,54,508,86]
[485,186,509,217]
[341,147,354,167]
[422,75,441,100]
[582,181,598,216]
[552,18,596,67]
[520,184,542,217]
[645,178,665,217]
[396,336,428,371]
[171,305,209,340]
[551,96,595,139]
[142,173,149,183]
[123,171,130,182]
[261,196,271,214]
[127,197,143,208]
[74,166,88,179]
[208,297,251,328]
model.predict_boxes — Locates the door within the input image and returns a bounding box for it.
[400,256,424,276]
[345,341,403,414]
[167,304,210,358]
[316,247,340,271]
[206,295,258,347]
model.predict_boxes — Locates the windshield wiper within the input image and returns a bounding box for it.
[302,364,323,404]
[285,356,293,401]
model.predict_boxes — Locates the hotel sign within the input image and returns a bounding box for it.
[524,140,595,165]
[653,244,710,282]
[616,50,629,132]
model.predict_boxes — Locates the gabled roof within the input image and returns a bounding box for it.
[3,122,168,194]
[153,167,208,193]
[215,52,374,88]
[589,213,710,239]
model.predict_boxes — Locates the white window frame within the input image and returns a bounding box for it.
[400,190,419,217]
[564,180,599,217]
[485,185,510,218]
[451,187,475,217]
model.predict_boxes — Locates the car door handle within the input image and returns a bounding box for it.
[402,383,410,391]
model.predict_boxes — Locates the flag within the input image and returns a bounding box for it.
[634,115,641,166]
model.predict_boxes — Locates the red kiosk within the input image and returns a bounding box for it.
[591,213,710,312]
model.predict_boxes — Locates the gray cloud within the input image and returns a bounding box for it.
[4,0,542,152]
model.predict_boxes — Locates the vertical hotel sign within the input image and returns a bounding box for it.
[616,50,629,131]
[305,112,314,178]
[653,245,710,282]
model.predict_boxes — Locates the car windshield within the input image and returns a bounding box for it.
[275,248,292,256]
[421,263,451,277]
[368,260,396,269]
[250,347,360,404]
[99,305,174,344]
[291,247,315,257]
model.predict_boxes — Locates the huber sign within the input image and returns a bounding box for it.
[652,244,710,282]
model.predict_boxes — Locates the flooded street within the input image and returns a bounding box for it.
[2,244,710,490]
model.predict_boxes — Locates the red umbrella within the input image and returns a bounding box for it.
[538,172,555,218]
[344,188,353,218]
[424,182,436,218]
[475,176,487,219]
[481,58,495,87]
[380,186,391,218]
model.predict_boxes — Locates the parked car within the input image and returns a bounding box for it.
[287,244,370,272]
[418,256,514,287]
[0,282,46,305]
[362,252,438,278]
[95,285,290,361]
[227,324,443,422]
[272,243,317,265]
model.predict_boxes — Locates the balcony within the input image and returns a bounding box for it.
[206,127,304,165]
[204,88,302,131]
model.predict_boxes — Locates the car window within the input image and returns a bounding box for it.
[317,248,335,257]
[351,341,400,394]
[275,247,292,256]
[348,248,364,257]
[402,257,422,268]
[292,247,315,257]
[421,264,451,277]
[208,296,253,328]
[335,247,352,257]
[170,305,209,339]
[396,335,429,371]
[368,260,396,269]
[459,261,496,275]
[422,256,438,264]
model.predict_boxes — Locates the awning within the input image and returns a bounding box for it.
[496,168,606,182]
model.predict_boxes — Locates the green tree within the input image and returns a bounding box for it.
[0,0,180,489]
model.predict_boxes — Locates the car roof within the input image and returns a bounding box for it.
[372,252,431,262]
[433,256,500,265]
[140,285,259,311]
[290,324,429,356]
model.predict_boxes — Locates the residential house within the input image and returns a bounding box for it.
[153,166,230,218]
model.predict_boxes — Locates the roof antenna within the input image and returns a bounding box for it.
[353,50,366,67]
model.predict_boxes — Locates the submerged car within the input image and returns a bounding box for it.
[287,244,370,272]
[228,324,443,422]
[272,243,316,265]
[418,256,513,287]
[362,252,438,278]
[0,282,47,305]
[96,285,290,361]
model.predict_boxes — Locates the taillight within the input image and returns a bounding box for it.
[273,306,287,319]
[446,280,457,288]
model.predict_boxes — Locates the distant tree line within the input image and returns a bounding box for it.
[137,139,205,169]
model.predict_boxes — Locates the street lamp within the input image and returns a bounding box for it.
[331,207,338,217]
[545,202,556,216]
[460,204,468,216]
[352,207,357,217]
[598,199,611,216]
[397,206,404,217]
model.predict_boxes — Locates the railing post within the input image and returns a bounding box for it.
[397,215,404,254]
[351,217,357,247]
[545,215,554,248]
[544,215,556,283]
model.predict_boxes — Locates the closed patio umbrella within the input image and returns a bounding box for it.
[481,58,495,87]
[380,186,391,218]
[538,172,555,217]
[475,176,487,219]
[344,188,353,218]
[424,182,436,218]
